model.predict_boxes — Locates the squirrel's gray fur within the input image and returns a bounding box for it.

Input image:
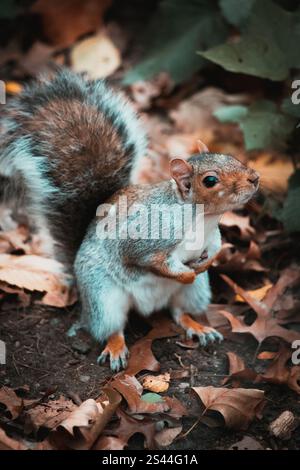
[0,69,147,270]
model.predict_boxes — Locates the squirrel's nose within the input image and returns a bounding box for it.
[247,171,260,187]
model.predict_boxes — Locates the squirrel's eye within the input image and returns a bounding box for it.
[203,175,219,188]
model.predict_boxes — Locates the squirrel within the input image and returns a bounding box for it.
[74,150,259,371]
[0,70,259,372]
[0,69,146,272]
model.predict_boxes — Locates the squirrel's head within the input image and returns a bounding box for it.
[170,153,259,214]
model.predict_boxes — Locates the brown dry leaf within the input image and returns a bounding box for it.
[223,352,257,386]
[125,316,179,376]
[169,87,249,133]
[31,0,112,48]
[248,152,294,194]
[154,425,182,448]
[220,271,300,345]
[24,396,76,433]
[41,283,78,308]
[229,436,264,450]
[71,31,121,79]
[130,73,174,111]
[49,390,121,450]
[220,212,255,240]
[93,435,126,450]
[257,351,277,360]
[216,241,266,273]
[0,254,76,308]
[192,386,265,430]
[111,375,169,415]
[142,373,170,393]
[5,81,23,95]
[235,283,273,302]
[257,345,300,394]
[102,408,157,449]
[0,428,28,450]
[0,387,23,419]
[125,339,160,376]
[0,282,30,306]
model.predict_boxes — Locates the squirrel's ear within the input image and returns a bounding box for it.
[196,139,209,153]
[170,158,193,197]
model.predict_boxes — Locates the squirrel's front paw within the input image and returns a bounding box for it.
[187,250,208,270]
[97,333,129,372]
[178,313,223,346]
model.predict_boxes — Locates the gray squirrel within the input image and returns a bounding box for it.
[0,70,259,371]
[75,154,259,371]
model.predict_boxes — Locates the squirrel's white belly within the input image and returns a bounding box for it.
[128,274,181,316]
[173,214,220,263]
[127,215,221,317]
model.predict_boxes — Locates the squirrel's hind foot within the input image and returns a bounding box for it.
[97,333,129,372]
[178,313,223,346]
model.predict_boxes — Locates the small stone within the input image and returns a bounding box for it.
[178,382,190,389]
[79,375,90,383]
[50,318,61,327]
[15,341,20,348]
[71,339,91,355]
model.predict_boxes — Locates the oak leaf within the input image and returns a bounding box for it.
[192,386,265,430]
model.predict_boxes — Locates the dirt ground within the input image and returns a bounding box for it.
[1,276,300,450]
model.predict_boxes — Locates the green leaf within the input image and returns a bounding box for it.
[141,393,164,403]
[219,0,255,27]
[124,0,228,84]
[213,105,248,123]
[200,0,300,81]
[280,170,300,233]
[214,100,296,150]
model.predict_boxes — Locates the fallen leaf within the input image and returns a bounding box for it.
[5,82,23,95]
[0,387,23,420]
[154,425,182,447]
[216,241,267,273]
[248,152,294,194]
[192,386,265,430]
[104,408,156,449]
[142,373,170,393]
[0,254,75,308]
[125,316,179,376]
[49,391,121,450]
[223,352,257,385]
[93,435,126,450]
[229,435,264,450]
[31,0,112,48]
[24,396,76,433]
[257,345,300,394]
[111,375,169,415]
[71,31,121,79]
[220,272,300,344]
[257,351,277,360]
[235,283,273,303]
[0,428,28,450]
[220,212,255,239]
[169,87,249,133]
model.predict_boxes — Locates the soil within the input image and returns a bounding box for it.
[1,297,300,450]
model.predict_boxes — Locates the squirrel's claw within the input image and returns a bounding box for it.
[178,313,223,347]
[97,333,129,372]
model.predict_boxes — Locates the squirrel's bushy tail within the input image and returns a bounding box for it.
[0,69,147,270]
